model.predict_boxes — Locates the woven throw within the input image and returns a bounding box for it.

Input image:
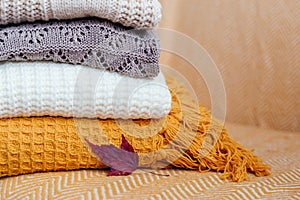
[0,77,270,182]
[0,62,171,119]
[0,18,160,78]
[0,0,162,28]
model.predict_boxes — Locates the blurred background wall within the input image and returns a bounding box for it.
[158,0,300,132]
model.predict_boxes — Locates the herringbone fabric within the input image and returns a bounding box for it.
[159,0,300,132]
[0,123,298,200]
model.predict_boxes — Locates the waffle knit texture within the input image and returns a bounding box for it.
[0,18,160,78]
[0,62,171,119]
[0,77,270,182]
[0,0,162,28]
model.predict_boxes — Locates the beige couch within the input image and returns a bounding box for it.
[159,0,300,198]
[160,0,300,133]
[0,1,299,199]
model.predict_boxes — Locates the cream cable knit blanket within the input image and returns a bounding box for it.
[0,0,162,28]
[0,62,171,119]
[0,18,160,78]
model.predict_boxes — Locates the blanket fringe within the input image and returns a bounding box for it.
[136,77,270,182]
[82,76,270,182]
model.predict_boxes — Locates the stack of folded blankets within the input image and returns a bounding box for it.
[0,0,170,118]
[0,0,270,182]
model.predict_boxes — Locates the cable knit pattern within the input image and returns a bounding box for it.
[0,18,160,78]
[0,0,162,28]
[0,62,171,119]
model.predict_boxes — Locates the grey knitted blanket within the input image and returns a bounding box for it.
[0,18,160,78]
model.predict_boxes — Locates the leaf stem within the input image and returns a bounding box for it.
[140,169,170,177]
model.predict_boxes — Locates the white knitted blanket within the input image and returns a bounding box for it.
[0,0,162,28]
[0,62,171,119]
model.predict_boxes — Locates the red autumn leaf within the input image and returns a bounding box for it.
[85,135,139,176]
